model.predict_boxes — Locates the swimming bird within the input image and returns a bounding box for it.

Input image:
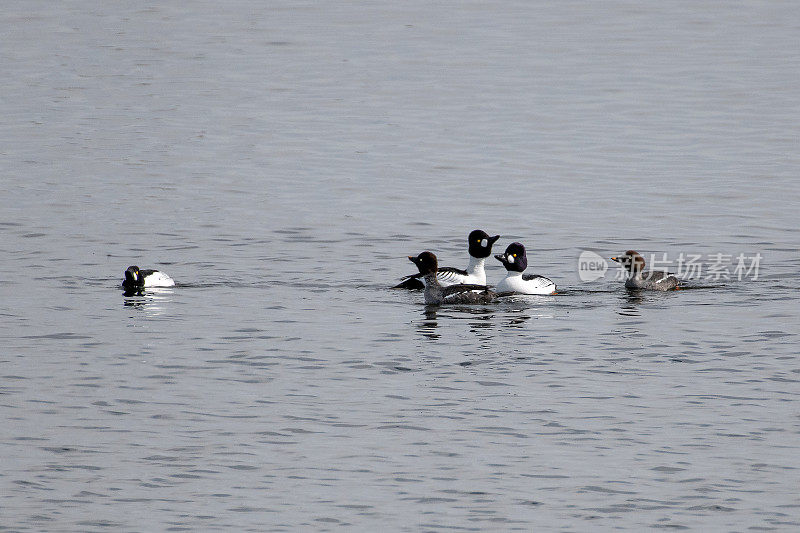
[394,229,500,289]
[611,251,679,291]
[494,242,557,295]
[408,251,496,305]
[122,265,175,292]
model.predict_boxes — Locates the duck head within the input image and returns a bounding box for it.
[408,251,438,275]
[467,229,501,259]
[495,242,528,272]
[124,265,141,284]
[611,250,646,273]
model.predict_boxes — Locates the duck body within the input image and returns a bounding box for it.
[611,251,679,291]
[409,252,496,305]
[494,242,557,295]
[624,270,680,291]
[495,271,557,295]
[122,265,175,290]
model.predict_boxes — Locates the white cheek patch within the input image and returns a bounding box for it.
[481,238,488,247]
[506,255,514,263]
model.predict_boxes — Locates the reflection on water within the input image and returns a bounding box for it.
[416,300,547,340]
[618,291,644,314]
[417,306,440,340]
[505,310,531,328]
[123,288,173,317]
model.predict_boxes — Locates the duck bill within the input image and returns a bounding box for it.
[494,253,508,264]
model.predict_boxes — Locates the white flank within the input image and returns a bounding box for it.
[144,271,176,287]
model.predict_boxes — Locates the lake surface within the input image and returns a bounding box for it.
[2,1,799,531]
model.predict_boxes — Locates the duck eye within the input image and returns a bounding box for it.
[513,254,517,257]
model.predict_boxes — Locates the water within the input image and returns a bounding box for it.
[2,1,799,531]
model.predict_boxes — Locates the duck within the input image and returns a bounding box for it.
[122,265,175,292]
[494,242,557,295]
[408,251,496,305]
[611,251,679,291]
[394,229,500,289]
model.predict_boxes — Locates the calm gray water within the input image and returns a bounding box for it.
[2,1,799,531]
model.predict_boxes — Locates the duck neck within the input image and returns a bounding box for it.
[466,255,485,276]
[423,272,443,304]
[424,272,441,287]
[628,269,643,280]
